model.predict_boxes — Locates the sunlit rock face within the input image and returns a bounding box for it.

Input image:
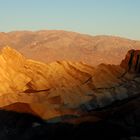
[0,47,30,93]
[0,47,139,121]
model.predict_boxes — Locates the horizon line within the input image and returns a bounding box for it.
[0,29,139,41]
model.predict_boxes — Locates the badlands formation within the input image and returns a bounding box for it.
[0,46,139,121]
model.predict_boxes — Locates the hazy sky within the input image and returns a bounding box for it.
[0,0,140,40]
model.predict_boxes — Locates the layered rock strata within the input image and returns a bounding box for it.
[0,47,139,121]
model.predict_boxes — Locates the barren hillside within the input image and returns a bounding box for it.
[0,30,140,65]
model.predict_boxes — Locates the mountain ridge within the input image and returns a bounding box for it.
[3,29,140,41]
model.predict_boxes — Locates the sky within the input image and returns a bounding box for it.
[0,0,140,40]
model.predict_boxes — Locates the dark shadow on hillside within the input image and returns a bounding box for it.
[0,108,140,140]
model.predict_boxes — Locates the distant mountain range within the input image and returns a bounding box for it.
[0,30,140,65]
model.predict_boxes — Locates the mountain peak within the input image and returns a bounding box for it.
[1,46,25,62]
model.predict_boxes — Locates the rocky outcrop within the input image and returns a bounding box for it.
[120,49,140,73]
[0,47,139,121]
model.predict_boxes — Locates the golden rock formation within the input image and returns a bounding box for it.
[0,47,139,121]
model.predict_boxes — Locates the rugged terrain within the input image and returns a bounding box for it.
[0,47,139,121]
[0,30,140,65]
[0,47,139,139]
